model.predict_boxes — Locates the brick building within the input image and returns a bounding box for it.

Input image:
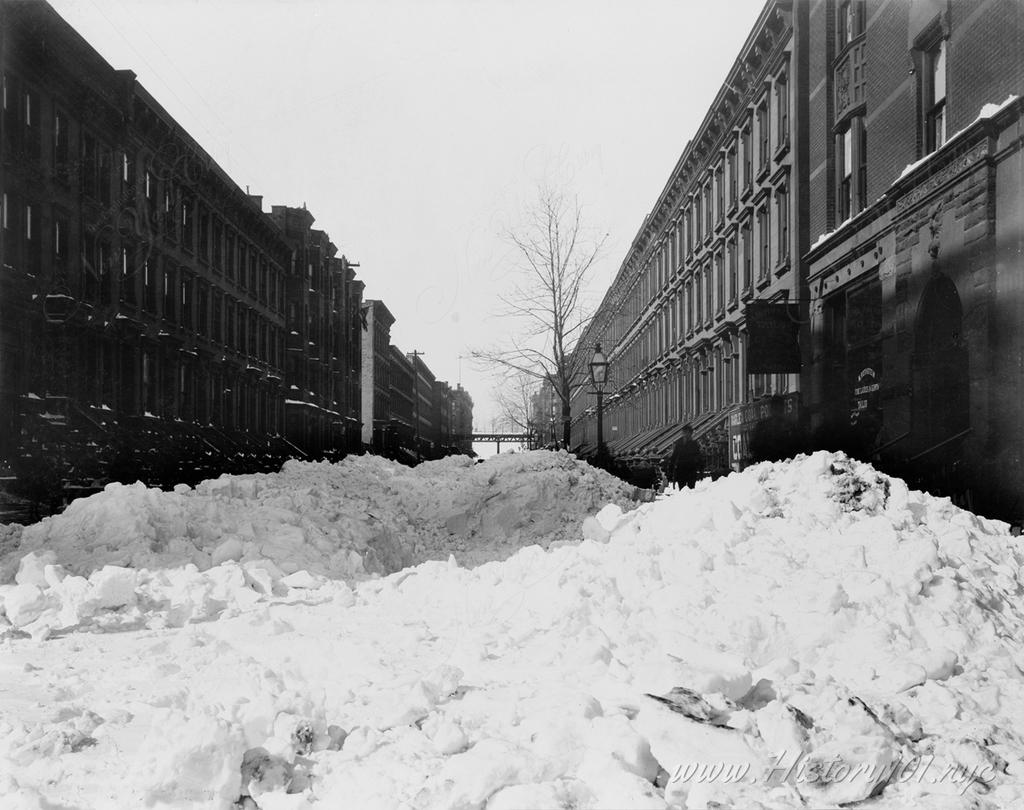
[451,385,474,455]
[359,299,395,453]
[333,256,364,452]
[269,205,364,458]
[571,0,803,473]
[804,0,1024,521]
[407,351,436,457]
[387,344,416,460]
[572,0,1024,522]
[1,0,295,505]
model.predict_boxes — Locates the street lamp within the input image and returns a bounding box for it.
[589,343,609,459]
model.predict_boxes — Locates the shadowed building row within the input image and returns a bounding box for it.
[572,0,1024,523]
[0,1,472,516]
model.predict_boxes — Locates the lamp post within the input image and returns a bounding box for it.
[589,343,609,460]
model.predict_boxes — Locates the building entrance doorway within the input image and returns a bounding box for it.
[911,272,969,454]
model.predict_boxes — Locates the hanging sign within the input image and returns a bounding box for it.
[745,301,802,374]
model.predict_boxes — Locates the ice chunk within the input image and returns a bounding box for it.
[15,551,57,587]
[3,583,47,627]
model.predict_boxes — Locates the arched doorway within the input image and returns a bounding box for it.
[910,272,969,485]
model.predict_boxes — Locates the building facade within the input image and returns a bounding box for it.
[573,0,1024,523]
[1,0,294,504]
[387,344,416,460]
[451,385,474,455]
[270,205,364,459]
[571,0,804,474]
[804,0,1024,521]
[359,299,395,452]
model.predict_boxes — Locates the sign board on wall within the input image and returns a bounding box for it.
[728,392,801,469]
[745,302,802,374]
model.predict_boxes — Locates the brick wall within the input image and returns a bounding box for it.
[807,0,831,242]
[948,0,1024,132]
[864,0,917,203]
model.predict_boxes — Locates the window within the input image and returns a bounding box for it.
[197,284,209,336]
[212,218,223,270]
[23,89,40,161]
[836,117,866,221]
[924,38,947,152]
[54,218,68,261]
[704,182,713,236]
[858,125,868,211]
[728,236,738,304]
[181,197,193,251]
[144,260,156,311]
[837,0,864,49]
[83,231,97,300]
[694,273,703,326]
[213,292,223,343]
[98,147,112,206]
[163,185,175,237]
[198,208,209,262]
[728,147,737,208]
[757,101,769,172]
[715,167,723,225]
[142,351,156,414]
[741,219,752,291]
[694,193,703,243]
[685,281,693,332]
[777,185,789,264]
[163,265,175,320]
[742,124,752,188]
[53,112,69,184]
[839,127,853,221]
[775,71,789,149]
[120,245,136,304]
[99,241,112,302]
[1,192,7,230]
[180,275,192,329]
[704,265,713,322]
[757,207,769,281]
[715,252,724,314]
[121,151,135,193]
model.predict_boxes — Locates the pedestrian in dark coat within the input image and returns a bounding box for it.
[667,425,704,489]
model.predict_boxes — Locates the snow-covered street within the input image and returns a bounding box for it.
[2,450,1024,809]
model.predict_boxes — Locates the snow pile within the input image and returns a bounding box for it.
[2,452,1024,809]
[0,450,640,584]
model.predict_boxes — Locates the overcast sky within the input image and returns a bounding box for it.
[49,0,767,434]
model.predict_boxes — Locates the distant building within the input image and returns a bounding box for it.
[433,379,453,455]
[387,344,415,460]
[269,205,358,458]
[530,379,560,448]
[333,257,364,452]
[359,299,394,450]
[571,0,800,475]
[451,385,474,455]
[407,351,436,457]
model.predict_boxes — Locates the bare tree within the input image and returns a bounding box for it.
[492,370,535,438]
[473,186,606,448]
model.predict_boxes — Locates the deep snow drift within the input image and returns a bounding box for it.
[2,451,1024,809]
[0,450,641,585]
